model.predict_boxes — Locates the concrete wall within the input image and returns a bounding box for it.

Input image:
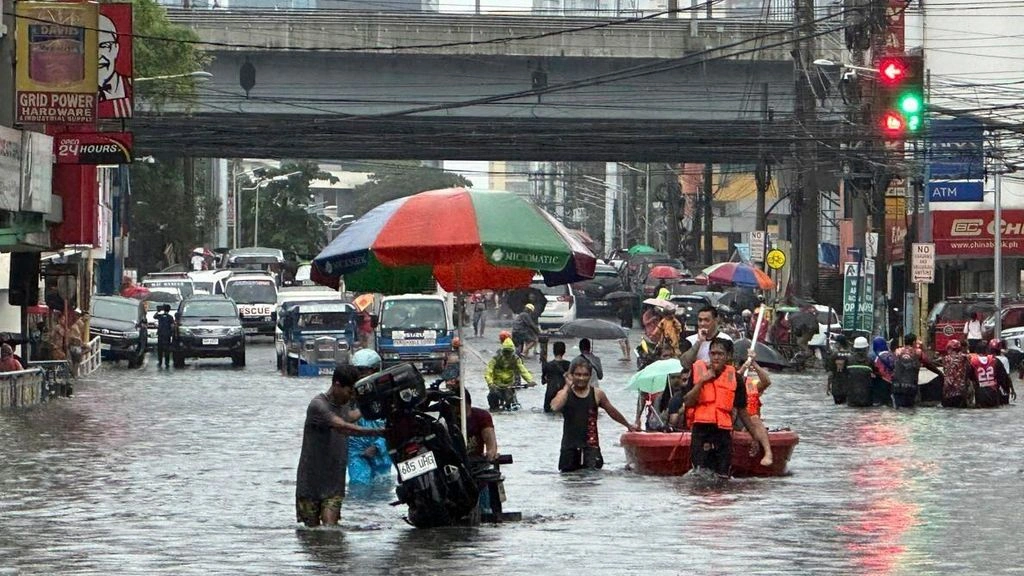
[166,9,807,59]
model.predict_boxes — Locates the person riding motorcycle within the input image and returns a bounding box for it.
[485,337,535,411]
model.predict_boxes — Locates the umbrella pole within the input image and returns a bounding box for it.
[456,284,468,444]
[744,305,767,378]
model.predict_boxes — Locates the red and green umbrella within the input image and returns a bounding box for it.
[701,262,775,290]
[311,188,597,293]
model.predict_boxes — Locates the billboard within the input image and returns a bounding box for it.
[932,210,1024,257]
[928,118,984,180]
[0,127,21,212]
[98,4,133,119]
[20,131,54,214]
[54,132,133,164]
[15,1,98,124]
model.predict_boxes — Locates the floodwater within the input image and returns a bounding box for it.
[2,331,1024,575]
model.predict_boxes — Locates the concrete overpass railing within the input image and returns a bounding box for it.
[166,9,831,59]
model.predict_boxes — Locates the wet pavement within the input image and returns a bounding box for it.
[2,328,1024,575]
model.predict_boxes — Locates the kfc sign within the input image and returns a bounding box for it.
[933,210,1024,256]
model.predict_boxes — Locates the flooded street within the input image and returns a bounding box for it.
[3,332,1024,575]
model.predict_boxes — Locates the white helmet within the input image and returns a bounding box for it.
[351,348,382,370]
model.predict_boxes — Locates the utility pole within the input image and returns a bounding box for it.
[702,162,713,265]
[664,163,682,260]
[794,0,819,298]
[755,82,770,231]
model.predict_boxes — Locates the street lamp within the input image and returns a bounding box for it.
[134,71,213,83]
[811,59,878,74]
[244,171,300,247]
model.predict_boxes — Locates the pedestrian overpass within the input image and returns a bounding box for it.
[133,9,847,161]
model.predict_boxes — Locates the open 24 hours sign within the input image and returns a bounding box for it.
[54,132,132,164]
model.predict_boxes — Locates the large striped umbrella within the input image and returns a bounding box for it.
[311,188,597,293]
[701,262,775,290]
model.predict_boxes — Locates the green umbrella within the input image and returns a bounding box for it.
[628,244,657,255]
[626,359,684,393]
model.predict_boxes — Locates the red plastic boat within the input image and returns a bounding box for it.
[620,429,799,477]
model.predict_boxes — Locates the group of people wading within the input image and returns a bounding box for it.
[827,333,1016,409]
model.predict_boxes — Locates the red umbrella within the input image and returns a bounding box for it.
[648,265,682,280]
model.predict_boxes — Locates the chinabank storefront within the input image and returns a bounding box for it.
[931,205,1024,298]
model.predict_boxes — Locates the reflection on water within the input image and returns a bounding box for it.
[2,341,1024,575]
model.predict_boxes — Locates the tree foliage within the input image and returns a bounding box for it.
[236,162,338,260]
[129,158,218,274]
[350,164,473,217]
[127,0,211,109]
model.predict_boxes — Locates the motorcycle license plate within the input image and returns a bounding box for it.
[397,451,437,482]
[202,338,218,345]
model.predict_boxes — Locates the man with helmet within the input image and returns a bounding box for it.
[346,349,392,487]
[891,334,942,409]
[485,337,535,411]
[511,303,541,357]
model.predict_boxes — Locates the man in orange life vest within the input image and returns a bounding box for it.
[682,338,773,477]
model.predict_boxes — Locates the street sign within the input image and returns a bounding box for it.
[911,242,935,283]
[927,180,984,202]
[750,231,766,262]
[841,263,873,332]
[864,257,875,276]
[929,118,984,180]
[765,249,786,270]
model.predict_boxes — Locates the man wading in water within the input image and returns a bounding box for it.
[551,356,637,472]
[295,365,386,528]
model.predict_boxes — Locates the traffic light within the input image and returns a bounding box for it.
[876,54,924,139]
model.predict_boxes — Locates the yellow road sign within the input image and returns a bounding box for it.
[765,249,786,270]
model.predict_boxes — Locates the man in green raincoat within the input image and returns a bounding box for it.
[485,337,535,411]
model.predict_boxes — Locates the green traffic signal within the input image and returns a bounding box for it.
[899,93,923,115]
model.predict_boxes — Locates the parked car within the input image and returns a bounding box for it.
[173,295,246,368]
[669,294,714,332]
[89,295,148,368]
[926,296,998,353]
[573,263,625,317]
[809,305,842,348]
[982,303,1024,341]
[530,274,576,330]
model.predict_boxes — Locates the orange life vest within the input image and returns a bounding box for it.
[690,361,737,430]
[745,375,762,418]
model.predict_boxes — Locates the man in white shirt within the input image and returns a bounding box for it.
[963,311,984,353]
[190,251,206,271]
[681,305,733,364]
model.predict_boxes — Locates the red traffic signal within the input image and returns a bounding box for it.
[878,57,908,86]
[881,111,905,134]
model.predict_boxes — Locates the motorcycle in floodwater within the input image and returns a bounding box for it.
[354,363,517,527]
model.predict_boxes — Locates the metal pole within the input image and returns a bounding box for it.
[232,174,239,249]
[995,138,1003,335]
[254,184,261,247]
[644,163,651,245]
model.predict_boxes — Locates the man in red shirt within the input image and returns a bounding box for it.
[443,368,498,461]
